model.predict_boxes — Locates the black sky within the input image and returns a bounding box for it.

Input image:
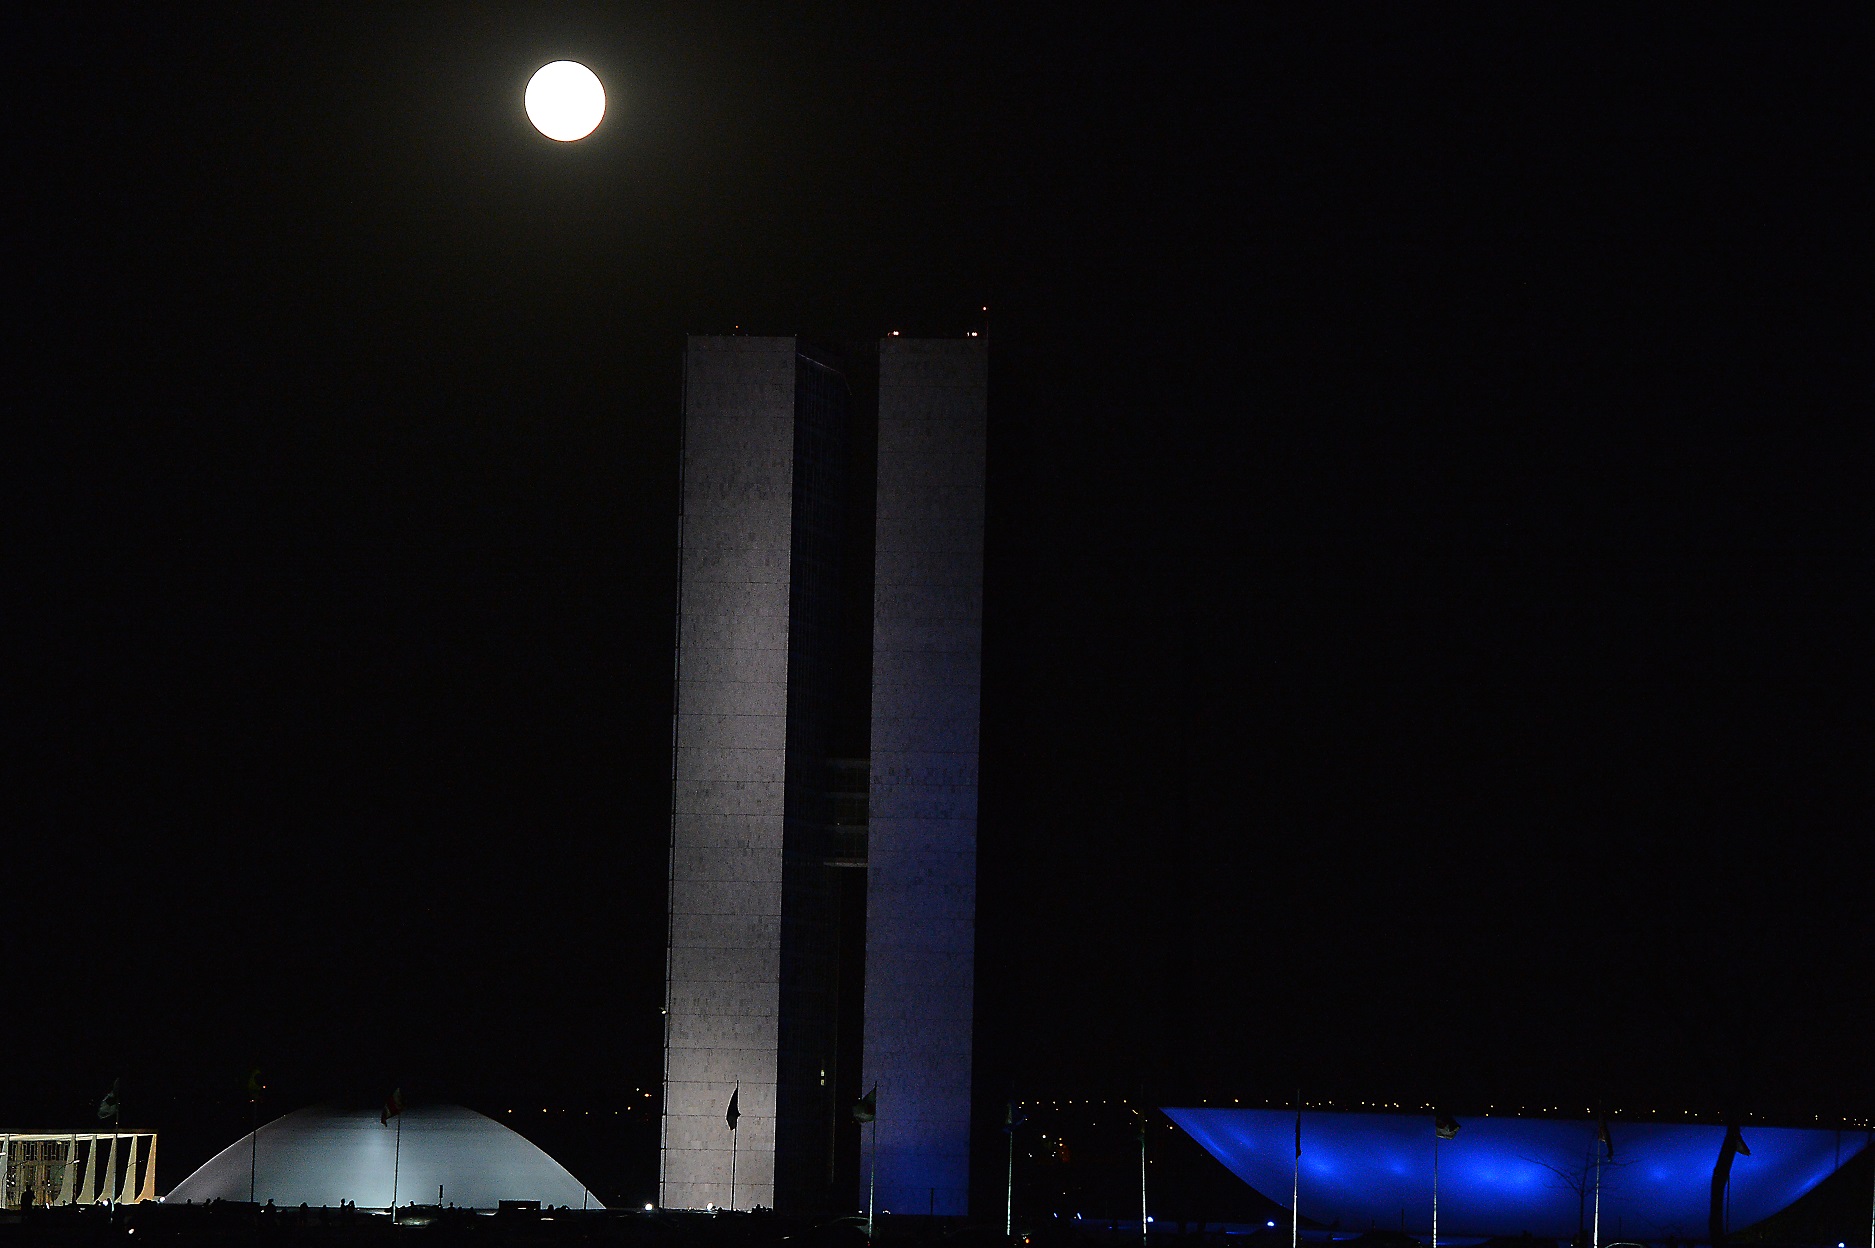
[7,2,1873,1191]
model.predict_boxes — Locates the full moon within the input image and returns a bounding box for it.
[525,61,604,142]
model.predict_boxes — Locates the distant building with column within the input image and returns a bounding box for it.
[1,1130,158,1209]
[660,334,986,1216]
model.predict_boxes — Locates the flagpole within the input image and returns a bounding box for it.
[867,1115,878,1239]
[391,1113,402,1215]
[1139,1118,1149,1247]
[249,1100,257,1205]
[727,1079,741,1212]
[1432,1129,1440,1248]
[1292,1094,1301,1248]
[1592,1137,1603,1248]
[114,1085,123,1209]
[1006,1111,1016,1238]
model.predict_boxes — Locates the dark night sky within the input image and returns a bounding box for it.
[7,2,1873,1193]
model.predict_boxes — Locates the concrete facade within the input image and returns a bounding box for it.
[862,338,987,1217]
[663,336,798,1211]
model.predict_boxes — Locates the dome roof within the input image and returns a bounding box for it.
[166,1104,601,1210]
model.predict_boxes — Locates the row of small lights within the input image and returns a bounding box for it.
[487,1093,1869,1129]
[1014,1098,1870,1127]
[731,311,987,340]
[505,1092,656,1117]
[872,307,992,340]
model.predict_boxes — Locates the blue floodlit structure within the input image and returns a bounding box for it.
[1164,1108,1864,1241]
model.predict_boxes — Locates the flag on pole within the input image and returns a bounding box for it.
[244,1069,265,1102]
[1296,1106,1303,1157]
[853,1086,877,1123]
[1726,1123,1750,1157]
[98,1080,121,1122]
[726,1086,740,1131]
[1597,1118,1615,1160]
[380,1088,404,1126]
[1004,1101,1028,1133]
[1435,1113,1461,1140]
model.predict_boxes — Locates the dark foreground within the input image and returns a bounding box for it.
[0,1207,1862,1248]
[3,1207,907,1248]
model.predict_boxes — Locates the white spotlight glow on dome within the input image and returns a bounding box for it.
[166,1104,601,1209]
[525,61,605,141]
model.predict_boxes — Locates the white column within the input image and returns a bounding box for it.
[57,1136,76,1205]
[117,1135,140,1205]
[102,1135,119,1205]
[137,1136,158,1204]
[78,1137,99,1205]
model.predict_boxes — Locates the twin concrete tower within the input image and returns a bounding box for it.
[660,335,986,1215]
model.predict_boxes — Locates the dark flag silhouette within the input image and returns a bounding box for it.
[726,1085,740,1131]
[1598,1118,1615,1160]
[380,1087,404,1126]
[1435,1113,1461,1140]
[98,1080,121,1122]
[853,1086,877,1123]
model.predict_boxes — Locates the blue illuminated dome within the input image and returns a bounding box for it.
[1165,1108,1862,1240]
[166,1104,600,1210]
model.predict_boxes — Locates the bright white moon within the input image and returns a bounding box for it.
[525,61,604,141]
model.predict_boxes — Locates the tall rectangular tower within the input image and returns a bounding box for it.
[862,337,987,1217]
[662,336,859,1212]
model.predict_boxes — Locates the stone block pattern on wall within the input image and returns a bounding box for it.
[662,336,799,1211]
[862,338,987,1217]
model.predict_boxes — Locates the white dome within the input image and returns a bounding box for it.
[165,1104,601,1210]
